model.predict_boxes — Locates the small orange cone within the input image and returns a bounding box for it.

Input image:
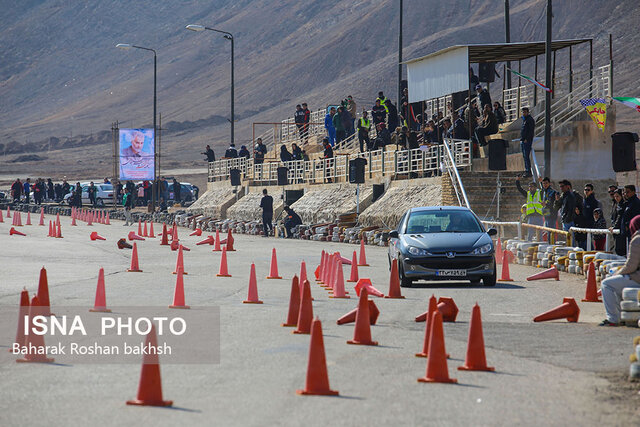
[336,300,380,325]
[148,221,155,237]
[358,239,369,266]
[171,222,178,242]
[16,211,23,226]
[495,238,503,265]
[127,242,143,272]
[582,262,602,302]
[117,238,133,249]
[90,268,111,313]
[416,295,438,357]
[437,297,459,322]
[160,223,169,245]
[347,288,377,345]
[213,230,222,251]
[172,245,188,275]
[385,259,405,299]
[354,278,384,298]
[197,235,214,245]
[225,229,235,251]
[315,250,325,281]
[458,303,494,371]
[526,266,559,281]
[106,212,111,225]
[299,261,309,289]
[347,251,359,282]
[296,317,339,396]
[6,206,11,218]
[86,211,92,226]
[11,289,30,353]
[90,231,106,241]
[48,220,53,237]
[293,280,314,334]
[26,211,32,225]
[243,263,263,303]
[169,267,190,309]
[216,247,232,277]
[267,248,282,279]
[499,250,513,281]
[10,227,26,236]
[128,231,145,241]
[189,228,202,237]
[138,220,143,236]
[39,208,44,226]
[143,221,148,237]
[16,295,55,363]
[320,253,332,287]
[0,209,3,223]
[126,325,173,407]
[282,275,301,327]
[55,222,63,238]
[329,259,350,299]
[71,213,77,226]
[533,297,580,322]
[418,311,457,384]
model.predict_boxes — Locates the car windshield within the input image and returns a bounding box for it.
[405,210,482,234]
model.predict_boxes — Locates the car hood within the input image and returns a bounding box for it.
[402,232,490,253]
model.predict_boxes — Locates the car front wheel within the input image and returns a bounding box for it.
[483,264,497,287]
[398,259,413,288]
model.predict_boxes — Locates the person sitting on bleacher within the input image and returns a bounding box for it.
[474,104,499,147]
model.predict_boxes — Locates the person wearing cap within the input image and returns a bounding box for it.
[554,180,577,231]
[600,215,640,326]
[475,85,492,112]
[238,145,250,159]
[520,107,536,177]
[516,176,543,240]
[283,205,302,238]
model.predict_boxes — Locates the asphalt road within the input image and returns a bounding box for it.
[0,214,638,426]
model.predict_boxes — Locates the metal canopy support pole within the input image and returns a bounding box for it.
[569,45,573,93]
[504,0,512,89]
[356,183,360,215]
[589,39,593,97]
[534,56,538,106]
[544,0,552,179]
[152,52,157,212]
[397,0,403,109]
[552,50,556,98]
[496,171,501,219]
[609,33,614,96]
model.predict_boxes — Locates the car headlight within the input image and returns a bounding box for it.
[471,243,493,255]
[407,246,430,256]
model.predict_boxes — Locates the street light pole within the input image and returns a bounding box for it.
[504,0,512,89]
[116,43,158,211]
[544,0,552,179]
[186,24,235,146]
[397,0,403,109]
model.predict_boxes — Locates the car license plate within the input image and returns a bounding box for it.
[436,269,467,277]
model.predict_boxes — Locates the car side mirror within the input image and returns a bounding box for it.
[487,228,498,236]
[389,230,399,238]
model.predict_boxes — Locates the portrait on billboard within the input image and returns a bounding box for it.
[119,128,154,180]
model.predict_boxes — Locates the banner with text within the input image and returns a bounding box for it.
[119,128,155,180]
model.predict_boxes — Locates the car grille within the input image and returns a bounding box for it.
[406,257,492,270]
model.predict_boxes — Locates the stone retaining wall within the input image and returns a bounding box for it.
[186,185,241,219]
[226,190,284,222]
[291,184,373,224]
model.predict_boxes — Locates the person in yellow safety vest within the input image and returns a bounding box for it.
[357,111,372,152]
[516,176,544,241]
[376,91,389,113]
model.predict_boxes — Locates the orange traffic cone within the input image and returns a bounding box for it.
[216,247,232,277]
[138,220,143,236]
[160,223,169,245]
[6,206,11,218]
[527,266,559,281]
[299,261,309,291]
[90,231,106,241]
[347,251,359,282]
[499,250,513,281]
[437,297,459,322]
[35,267,53,316]
[358,239,369,266]
[105,212,111,225]
[495,238,503,265]
[170,240,180,251]
[243,263,263,304]
[128,231,145,241]
[267,248,282,279]
[126,325,173,407]
[225,229,235,251]
[418,311,457,384]
[26,211,32,225]
[458,303,494,371]
[294,280,314,334]
[117,238,133,249]
[354,278,384,298]
[212,230,222,251]
[71,213,77,226]
[48,220,53,237]
[533,297,580,322]
[55,222,63,238]
[282,275,301,327]
[39,208,44,226]
[321,253,333,287]
[127,242,143,272]
[197,235,214,246]
[0,209,3,223]
[16,295,54,363]
[10,227,26,236]
[385,259,405,299]
[315,250,325,281]
[86,211,92,226]
[90,268,111,313]
[171,222,178,242]
[17,211,23,226]
[148,221,155,237]
[582,262,602,302]
[416,295,438,357]
[169,267,190,309]
[172,245,188,275]
[189,228,202,237]
[329,259,349,299]
[143,221,148,237]
[296,318,339,396]
[347,288,377,345]
[336,300,380,325]
[11,289,30,353]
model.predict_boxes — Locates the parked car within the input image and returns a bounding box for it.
[388,206,497,287]
[63,183,114,207]
[167,183,194,203]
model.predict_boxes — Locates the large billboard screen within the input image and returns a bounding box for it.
[119,128,154,180]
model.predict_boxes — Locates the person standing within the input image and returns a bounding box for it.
[520,107,536,177]
[294,104,305,142]
[554,180,577,232]
[608,185,619,220]
[23,178,31,204]
[260,189,273,237]
[323,137,334,183]
[88,182,97,207]
[333,106,346,146]
[324,107,336,146]
[582,183,600,229]
[611,189,627,256]
[593,208,607,251]
[33,179,42,205]
[387,100,399,133]
[622,185,640,248]
[346,96,357,136]
[47,178,54,201]
[74,182,83,208]
[357,110,371,152]
[122,187,134,226]
[475,85,492,112]
[516,177,543,240]
[203,145,216,162]
[238,145,250,159]
[540,177,558,229]
[254,138,267,164]
[301,103,311,143]
[224,143,238,158]
[172,178,181,204]
[371,99,387,127]
[280,145,293,163]
[340,106,353,138]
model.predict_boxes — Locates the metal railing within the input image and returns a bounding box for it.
[441,138,470,209]
[208,138,471,185]
[503,86,532,123]
[568,226,620,252]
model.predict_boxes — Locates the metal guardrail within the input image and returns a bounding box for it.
[568,226,620,252]
[441,138,470,209]
[208,139,471,185]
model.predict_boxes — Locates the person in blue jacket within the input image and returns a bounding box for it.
[325,107,336,146]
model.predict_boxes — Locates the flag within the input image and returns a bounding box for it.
[579,98,607,132]
[507,69,552,93]
[613,97,640,113]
